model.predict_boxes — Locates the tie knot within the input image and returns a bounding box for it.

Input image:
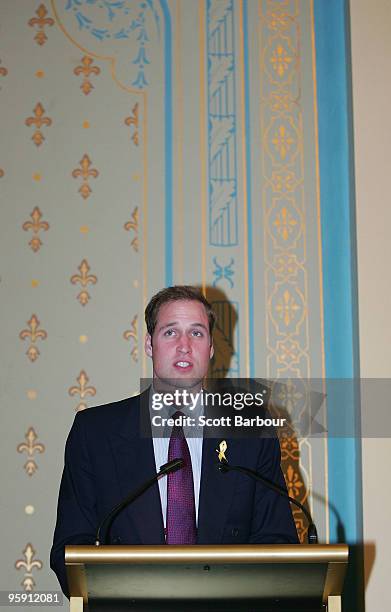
[170,411,185,439]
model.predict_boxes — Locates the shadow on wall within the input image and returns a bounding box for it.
[201,286,369,550]
[203,286,314,543]
[205,286,238,378]
[363,542,376,590]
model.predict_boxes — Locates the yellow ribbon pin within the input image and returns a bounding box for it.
[216,440,227,463]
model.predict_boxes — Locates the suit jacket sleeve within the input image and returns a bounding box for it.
[248,437,299,544]
[50,412,98,598]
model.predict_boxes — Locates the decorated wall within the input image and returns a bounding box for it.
[0,0,355,604]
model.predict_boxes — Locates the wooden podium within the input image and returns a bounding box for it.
[65,544,348,612]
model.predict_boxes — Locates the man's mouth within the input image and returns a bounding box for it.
[174,361,193,370]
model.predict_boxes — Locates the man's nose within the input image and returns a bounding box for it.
[177,336,191,353]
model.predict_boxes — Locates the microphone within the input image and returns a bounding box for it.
[218,461,318,544]
[95,458,184,545]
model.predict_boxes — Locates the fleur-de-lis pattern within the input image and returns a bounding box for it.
[17,428,45,476]
[123,315,138,362]
[70,259,97,305]
[69,370,97,411]
[3,0,330,586]
[28,4,54,46]
[72,154,99,199]
[74,56,101,95]
[124,207,139,252]
[15,543,43,591]
[0,59,8,78]
[22,207,50,252]
[125,103,139,146]
[25,103,52,147]
[19,315,47,362]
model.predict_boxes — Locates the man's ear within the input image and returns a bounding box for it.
[209,342,214,360]
[145,333,153,358]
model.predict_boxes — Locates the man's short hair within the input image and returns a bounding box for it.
[145,285,216,338]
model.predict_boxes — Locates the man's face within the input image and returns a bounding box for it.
[145,299,214,391]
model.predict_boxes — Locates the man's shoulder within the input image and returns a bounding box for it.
[74,394,141,428]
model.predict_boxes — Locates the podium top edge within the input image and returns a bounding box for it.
[65,544,349,565]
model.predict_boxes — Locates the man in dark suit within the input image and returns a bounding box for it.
[50,286,298,597]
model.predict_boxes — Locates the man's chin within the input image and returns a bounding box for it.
[153,376,203,392]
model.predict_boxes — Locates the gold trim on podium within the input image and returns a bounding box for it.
[66,544,348,611]
[66,543,347,564]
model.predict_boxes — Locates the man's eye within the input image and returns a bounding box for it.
[164,329,175,336]
[192,330,203,337]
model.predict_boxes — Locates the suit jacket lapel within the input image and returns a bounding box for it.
[108,395,165,544]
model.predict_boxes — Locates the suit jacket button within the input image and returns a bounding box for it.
[231,528,239,537]
[113,536,122,544]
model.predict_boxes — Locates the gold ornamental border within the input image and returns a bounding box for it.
[259,0,329,542]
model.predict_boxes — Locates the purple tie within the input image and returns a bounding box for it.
[166,411,197,544]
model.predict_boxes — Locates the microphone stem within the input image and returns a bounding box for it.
[222,464,318,544]
[96,469,166,546]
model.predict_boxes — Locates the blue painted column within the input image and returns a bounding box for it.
[313,0,364,609]
[159,0,173,286]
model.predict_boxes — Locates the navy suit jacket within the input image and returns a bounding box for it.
[50,395,298,596]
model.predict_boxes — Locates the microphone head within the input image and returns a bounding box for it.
[159,458,184,475]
